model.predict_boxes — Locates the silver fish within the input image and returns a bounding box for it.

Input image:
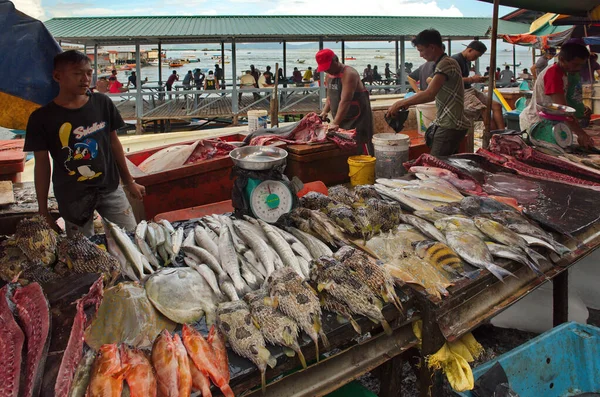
[182,245,224,276]
[194,225,220,258]
[297,256,311,278]
[435,216,487,240]
[162,225,175,258]
[507,223,553,242]
[243,249,267,279]
[374,184,435,211]
[67,349,96,397]
[485,242,542,276]
[413,210,455,223]
[157,244,170,266]
[106,221,149,281]
[241,216,269,241]
[275,227,313,262]
[146,267,220,324]
[200,220,219,242]
[400,184,462,203]
[518,234,570,255]
[183,230,195,248]
[286,227,333,258]
[184,257,223,298]
[473,217,528,249]
[219,224,249,295]
[145,222,157,251]
[375,178,418,188]
[238,253,261,290]
[233,220,275,277]
[135,231,160,269]
[445,232,515,281]
[150,223,166,246]
[219,274,240,301]
[399,214,447,243]
[135,221,148,241]
[171,227,184,260]
[159,219,175,234]
[258,219,304,278]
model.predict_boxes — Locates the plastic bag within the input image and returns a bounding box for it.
[427,343,474,392]
[385,109,409,133]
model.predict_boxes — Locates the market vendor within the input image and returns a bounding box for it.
[24,50,145,237]
[316,49,374,155]
[519,43,594,149]
[452,41,506,131]
[387,29,470,157]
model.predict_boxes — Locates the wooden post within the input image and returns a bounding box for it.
[93,44,98,85]
[395,40,399,85]
[158,42,163,87]
[513,44,517,77]
[135,42,143,135]
[221,41,225,88]
[341,40,346,63]
[232,40,238,115]
[319,38,325,110]
[271,62,279,128]
[400,38,406,93]
[447,39,451,55]
[484,0,500,149]
[531,47,536,80]
[283,40,287,78]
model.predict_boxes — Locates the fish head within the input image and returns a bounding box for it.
[96,344,123,375]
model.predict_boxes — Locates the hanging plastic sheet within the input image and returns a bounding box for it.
[0,0,61,130]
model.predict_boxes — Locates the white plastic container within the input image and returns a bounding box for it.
[415,101,436,136]
[248,110,268,132]
[372,133,410,178]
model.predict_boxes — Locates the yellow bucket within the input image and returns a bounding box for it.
[348,155,376,186]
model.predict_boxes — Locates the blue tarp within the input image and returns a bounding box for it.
[584,36,600,46]
[0,0,61,106]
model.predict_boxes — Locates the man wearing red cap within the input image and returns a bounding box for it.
[316,49,374,155]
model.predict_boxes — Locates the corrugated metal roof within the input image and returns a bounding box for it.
[44,16,529,45]
[479,0,597,16]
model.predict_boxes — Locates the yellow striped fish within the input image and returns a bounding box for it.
[414,240,472,279]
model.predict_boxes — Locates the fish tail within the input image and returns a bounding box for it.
[523,248,544,276]
[220,382,235,397]
[319,328,330,350]
[349,317,362,335]
[462,270,480,279]
[295,346,308,369]
[314,336,320,363]
[487,263,516,282]
[258,346,277,369]
[261,370,267,394]
[381,319,393,336]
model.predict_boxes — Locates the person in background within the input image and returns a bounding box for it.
[292,67,303,84]
[387,29,470,157]
[95,76,109,93]
[520,43,593,148]
[519,68,532,80]
[303,66,313,82]
[495,68,501,79]
[407,61,435,92]
[204,70,219,91]
[264,66,274,85]
[373,65,382,81]
[127,71,137,88]
[109,69,118,83]
[363,64,373,84]
[452,40,505,130]
[581,53,600,84]
[250,65,260,87]
[531,47,556,79]
[24,50,144,236]
[239,70,257,102]
[384,63,393,81]
[214,64,224,88]
[165,70,178,94]
[317,49,374,155]
[277,68,286,86]
[484,66,491,77]
[193,68,205,90]
[182,70,193,90]
[498,65,515,88]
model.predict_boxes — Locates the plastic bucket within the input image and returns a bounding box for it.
[248,110,268,132]
[415,101,436,135]
[347,155,376,186]
[372,133,410,178]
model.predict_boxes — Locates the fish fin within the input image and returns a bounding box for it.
[523,248,544,276]
[381,319,393,336]
[314,336,320,363]
[207,324,216,343]
[348,317,362,334]
[219,383,235,397]
[282,329,295,346]
[261,370,267,394]
[487,263,516,282]
[283,347,296,358]
[258,346,277,369]
[462,270,480,279]
[295,347,307,369]
[390,293,404,313]
[253,317,261,330]
[374,297,384,310]
[318,329,330,349]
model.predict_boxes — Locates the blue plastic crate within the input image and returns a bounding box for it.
[458,322,600,397]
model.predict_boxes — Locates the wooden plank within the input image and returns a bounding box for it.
[286,142,338,155]
[0,181,15,205]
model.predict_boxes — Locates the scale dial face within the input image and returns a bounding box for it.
[250,180,293,223]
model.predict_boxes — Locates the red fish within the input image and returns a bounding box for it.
[152,330,180,397]
[182,324,234,397]
[86,344,128,397]
[207,325,230,384]
[173,334,192,397]
[121,345,157,397]
[189,361,212,397]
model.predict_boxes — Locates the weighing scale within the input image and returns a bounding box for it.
[529,103,577,150]
[229,146,299,223]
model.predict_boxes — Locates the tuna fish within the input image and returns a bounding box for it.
[0,284,24,397]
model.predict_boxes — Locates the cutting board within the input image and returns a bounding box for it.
[0,181,15,205]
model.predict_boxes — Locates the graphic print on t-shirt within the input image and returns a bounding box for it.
[58,121,105,182]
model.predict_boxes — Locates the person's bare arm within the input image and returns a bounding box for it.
[34,151,59,230]
[386,73,446,117]
[109,130,146,200]
[331,70,359,127]
[407,76,420,92]
[531,64,537,79]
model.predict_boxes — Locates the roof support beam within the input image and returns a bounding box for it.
[485,0,501,148]
[135,42,143,134]
[158,41,162,87]
[232,40,238,114]
[400,37,406,93]
[283,40,287,78]
[93,44,98,85]
[341,40,346,63]
[221,41,225,86]
[319,38,325,110]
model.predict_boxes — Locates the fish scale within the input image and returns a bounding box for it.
[57,233,120,277]
[414,240,467,278]
[14,215,57,266]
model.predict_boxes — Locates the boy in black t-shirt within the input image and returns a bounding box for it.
[24,50,145,237]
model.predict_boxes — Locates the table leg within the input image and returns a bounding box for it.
[553,271,569,326]
[379,354,404,397]
[419,304,445,397]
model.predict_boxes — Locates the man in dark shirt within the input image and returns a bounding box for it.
[24,50,144,236]
[193,68,205,89]
[408,62,435,92]
[127,71,137,88]
[250,65,260,86]
[264,66,274,85]
[452,40,505,130]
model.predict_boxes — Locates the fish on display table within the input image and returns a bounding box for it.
[399,214,447,244]
[152,330,190,397]
[121,345,157,397]
[86,344,126,397]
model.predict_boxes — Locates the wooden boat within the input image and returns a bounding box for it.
[345,57,356,61]
[297,59,306,64]
[374,55,385,59]
[169,61,184,67]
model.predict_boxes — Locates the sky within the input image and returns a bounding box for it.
[13,0,517,21]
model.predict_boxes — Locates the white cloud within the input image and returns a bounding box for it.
[267,0,463,17]
[11,0,45,20]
